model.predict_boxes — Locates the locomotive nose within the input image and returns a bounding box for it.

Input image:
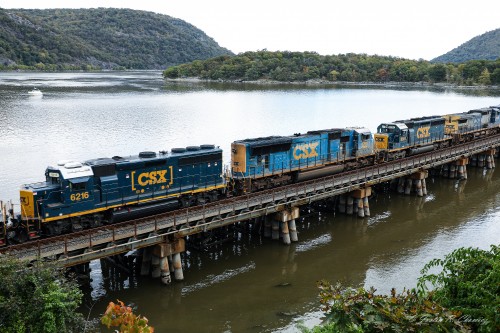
[20,189,36,219]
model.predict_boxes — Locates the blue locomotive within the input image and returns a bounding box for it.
[230,127,374,193]
[3,104,500,243]
[374,105,500,159]
[15,145,224,240]
[374,115,446,158]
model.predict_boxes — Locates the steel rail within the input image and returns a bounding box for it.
[1,134,499,266]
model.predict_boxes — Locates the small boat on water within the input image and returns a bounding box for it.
[28,88,43,96]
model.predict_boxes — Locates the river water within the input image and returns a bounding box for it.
[0,72,499,332]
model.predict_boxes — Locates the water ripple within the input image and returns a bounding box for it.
[181,261,256,295]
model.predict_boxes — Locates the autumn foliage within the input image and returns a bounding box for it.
[101,300,154,333]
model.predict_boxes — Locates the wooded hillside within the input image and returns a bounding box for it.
[432,28,500,63]
[0,8,232,70]
[163,50,500,85]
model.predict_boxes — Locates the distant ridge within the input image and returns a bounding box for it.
[0,8,233,69]
[432,28,500,63]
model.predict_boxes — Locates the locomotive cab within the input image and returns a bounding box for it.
[489,106,500,126]
[351,128,374,157]
[18,161,96,237]
[41,162,94,221]
[375,123,409,150]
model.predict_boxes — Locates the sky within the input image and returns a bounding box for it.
[1,0,499,61]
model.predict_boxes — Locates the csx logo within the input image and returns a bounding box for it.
[131,167,173,191]
[416,126,431,139]
[293,142,319,160]
[20,196,29,205]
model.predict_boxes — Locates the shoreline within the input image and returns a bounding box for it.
[2,70,497,90]
[164,77,499,90]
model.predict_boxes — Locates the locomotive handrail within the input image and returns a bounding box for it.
[1,133,500,265]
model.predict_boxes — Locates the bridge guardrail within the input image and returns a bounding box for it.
[1,134,499,265]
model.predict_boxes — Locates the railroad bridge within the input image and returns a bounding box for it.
[1,134,500,284]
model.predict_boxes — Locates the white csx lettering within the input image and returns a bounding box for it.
[293,142,319,160]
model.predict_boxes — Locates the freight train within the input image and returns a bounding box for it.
[1,105,499,244]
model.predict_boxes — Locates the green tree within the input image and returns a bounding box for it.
[0,256,86,333]
[312,281,466,333]
[418,245,500,333]
[491,68,500,84]
[428,63,447,82]
[478,68,491,85]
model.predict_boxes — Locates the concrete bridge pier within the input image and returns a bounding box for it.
[449,163,457,179]
[441,164,449,178]
[350,187,371,217]
[470,155,478,167]
[288,218,298,242]
[275,207,300,244]
[140,247,152,276]
[397,177,405,194]
[485,149,496,169]
[346,196,354,215]
[410,171,428,197]
[338,195,346,214]
[396,171,428,197]
[263,215,272,238]
[478,154,485,168]
[149,237,186,285]
[252,216,263,235]
[272,220,280,240]
[456,158,469,179]
[172,253,184,281]
[404,178,412,195]
[421,178,428,196]
[363,197,370,216]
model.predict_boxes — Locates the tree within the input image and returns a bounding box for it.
[0,255,86,333]
[307,245,500,333]
[312,281,467,332]
[101,300,154,333]
[491,68,500,84]
[478,68,491,85]
[418,245,500,333]
[428,63,447,82]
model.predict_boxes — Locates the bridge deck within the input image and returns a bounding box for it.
[1,134,499,266]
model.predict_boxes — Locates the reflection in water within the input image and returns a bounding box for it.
[1,72,499,332]
[79,168,500,333]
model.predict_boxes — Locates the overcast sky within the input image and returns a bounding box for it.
[1,0,499,60]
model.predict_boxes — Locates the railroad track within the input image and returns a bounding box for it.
[1,133,499,266]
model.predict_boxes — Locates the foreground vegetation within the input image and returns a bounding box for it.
[0,255,153,333]
[0,256,87,333]
[304,245,499,332]
[163,50,500,86]
[1,245,497,332]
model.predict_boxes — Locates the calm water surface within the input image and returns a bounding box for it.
[0,72,499,332]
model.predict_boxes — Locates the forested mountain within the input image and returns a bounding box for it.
[432,28,500,63]
[0,8,232,70]
[163,50,500,85]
